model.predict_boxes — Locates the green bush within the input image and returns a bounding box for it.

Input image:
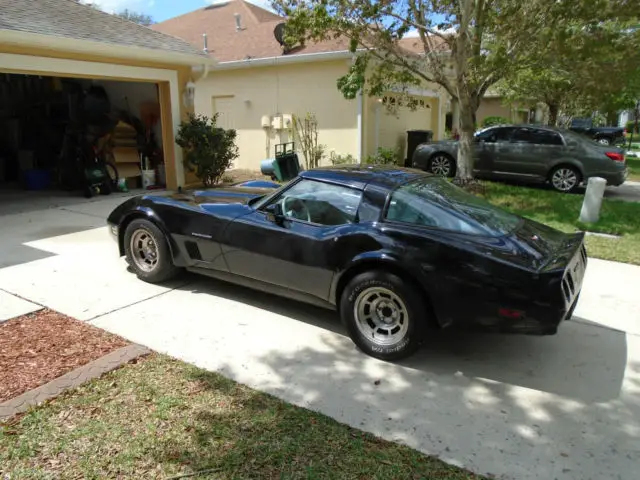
[626,121,639,134]
[481,116,510,128]
[176,113,239,187]
[364,147,399,165]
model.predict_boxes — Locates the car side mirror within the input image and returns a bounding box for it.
[265,202,284,223]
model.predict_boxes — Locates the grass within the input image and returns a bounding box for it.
[626,155,640,181]
[0,354,483,480]
[480,181,640,265]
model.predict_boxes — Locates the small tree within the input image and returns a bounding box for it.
[293,113,326,169]
[176,113,239,187]
[117,9,154,26]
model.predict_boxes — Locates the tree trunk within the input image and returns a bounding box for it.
[456,96,476,181]
[548,104,559,126]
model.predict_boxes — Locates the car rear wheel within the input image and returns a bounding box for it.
[428,154,455,177]
[596,137,611,145]
[124,219,179,283]
[340,271,426,361]
[549,165,581,193]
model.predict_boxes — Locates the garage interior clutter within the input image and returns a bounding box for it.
[0,73,166,197]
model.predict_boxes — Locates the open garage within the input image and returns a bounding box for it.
[0,0,213,213]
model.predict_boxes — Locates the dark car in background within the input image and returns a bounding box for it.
[412,124,628,192]
[569,117,626,145]
[108,165,587,361]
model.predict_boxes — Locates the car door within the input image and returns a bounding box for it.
[473,126,517,177]
[221,178,363,300]
[500,127,564,179]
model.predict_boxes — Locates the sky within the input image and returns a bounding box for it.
[86,0,273,22]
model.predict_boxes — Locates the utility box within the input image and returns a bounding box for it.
[406,129,433,167]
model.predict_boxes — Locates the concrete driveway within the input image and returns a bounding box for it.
[0,195,638,480]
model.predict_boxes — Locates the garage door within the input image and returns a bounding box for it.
[378,94,433,156]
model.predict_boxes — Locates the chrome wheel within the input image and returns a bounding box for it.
[430,155,452,176]
[354,287,409,346]
[597,138,610,145]
[551,168,579,192]
[129,229,159,272]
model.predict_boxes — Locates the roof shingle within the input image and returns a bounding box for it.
[0,0,208,58]
[151,0,350,62]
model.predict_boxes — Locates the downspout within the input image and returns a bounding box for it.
[357,90,363,163]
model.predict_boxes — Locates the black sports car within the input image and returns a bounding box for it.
[107,165,587,360]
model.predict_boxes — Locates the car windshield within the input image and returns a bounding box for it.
[387,177,522,236]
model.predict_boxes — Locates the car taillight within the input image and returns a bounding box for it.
[605,152,625,162]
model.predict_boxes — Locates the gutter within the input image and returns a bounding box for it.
[0,29,215,68]
[212,49,361,71]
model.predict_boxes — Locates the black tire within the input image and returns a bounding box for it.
[340,270,427,361]
[101,179,112,195]
[124,219,180,283]
[84,185,94,198]
[428,153,456,177]
[548,165,582,193]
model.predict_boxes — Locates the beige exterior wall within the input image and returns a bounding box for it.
[194,59,360,170]
[476,97,529,126]
[195,60,446,170]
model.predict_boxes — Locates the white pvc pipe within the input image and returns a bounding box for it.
[579,177,607,223]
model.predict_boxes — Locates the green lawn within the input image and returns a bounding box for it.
[627,155,640,181]
[481,181,640,265]
[0,354,483,480]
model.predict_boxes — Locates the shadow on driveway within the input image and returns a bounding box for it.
[177,275,627,404]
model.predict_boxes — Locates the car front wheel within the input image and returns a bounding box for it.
[124,219,179,283]
[340,270,426,361]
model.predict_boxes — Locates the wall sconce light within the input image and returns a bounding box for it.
[183,80,196,108]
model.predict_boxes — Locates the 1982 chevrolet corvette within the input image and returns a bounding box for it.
[107,165,587,360]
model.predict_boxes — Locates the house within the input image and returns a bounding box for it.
[152,0,446,169]
[0,0,214,194]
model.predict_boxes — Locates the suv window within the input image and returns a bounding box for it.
[268,179,362,226]
[513,128,564,146]
[385,177,521,236]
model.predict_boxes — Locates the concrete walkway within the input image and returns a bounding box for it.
[0,196,638,480]
[605,180,640,203]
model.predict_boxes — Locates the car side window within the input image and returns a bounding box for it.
[268,179,363,226]
[477,127,515,143]
[385,186,483,234]
[512,128,564,146]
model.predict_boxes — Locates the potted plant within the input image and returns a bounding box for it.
[176,113,239,187]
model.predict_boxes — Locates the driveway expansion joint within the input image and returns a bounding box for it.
[0,344,151,421]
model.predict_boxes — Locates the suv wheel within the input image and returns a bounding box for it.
[340,271,426,361]
[597,137,611,145]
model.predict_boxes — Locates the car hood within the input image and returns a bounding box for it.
[507,218,585,272]
[168,186,274,206]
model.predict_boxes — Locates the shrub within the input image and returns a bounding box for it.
[481,116,509,128]
[329,152,358,165]
[364,147,399,165]
[176,113,239,187]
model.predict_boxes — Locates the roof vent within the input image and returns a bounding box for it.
[202,33,209,53]
[234,13,244,31]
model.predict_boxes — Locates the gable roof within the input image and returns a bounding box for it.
[0,0,208,60]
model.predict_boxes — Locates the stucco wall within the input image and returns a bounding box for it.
[477,97,529,125]
[194,59,360,170]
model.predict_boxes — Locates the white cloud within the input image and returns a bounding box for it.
[403,26,456,38]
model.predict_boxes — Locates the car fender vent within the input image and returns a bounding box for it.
[185,241,202,260]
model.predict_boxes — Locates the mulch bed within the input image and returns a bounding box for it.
[0,309,129,403]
